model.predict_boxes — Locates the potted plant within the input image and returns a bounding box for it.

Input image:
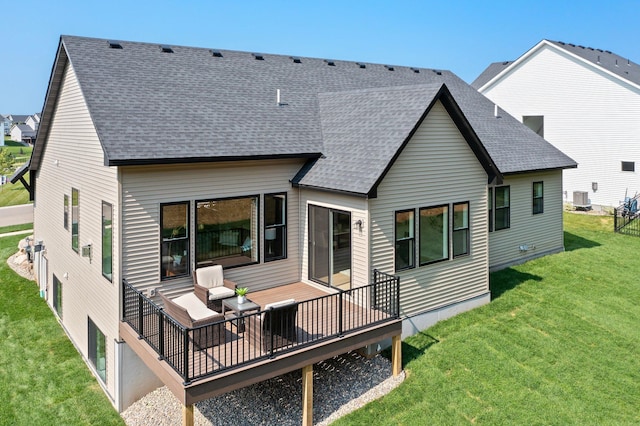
[236,287,248,304]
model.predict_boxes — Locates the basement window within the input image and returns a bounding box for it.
[621,161,635,172]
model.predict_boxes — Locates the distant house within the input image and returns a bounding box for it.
[7,114,29,124]
[10,123,36,143]
[473,39,640,208]
[25,114,40,132]
[25,36,575,423]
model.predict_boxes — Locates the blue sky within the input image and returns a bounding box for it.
[3,0,640,114]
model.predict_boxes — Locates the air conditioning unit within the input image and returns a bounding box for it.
[573,191,589,206]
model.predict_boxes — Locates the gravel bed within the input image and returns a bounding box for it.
[122,351,404,425]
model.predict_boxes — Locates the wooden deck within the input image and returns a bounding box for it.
[121,281,402,406]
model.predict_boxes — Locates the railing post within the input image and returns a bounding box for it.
[395,275,401,318]
[137,292,144,338]
[338,291,343,337]
[158,309,164,360]
[268,308,274,359]
[183,327,190,384]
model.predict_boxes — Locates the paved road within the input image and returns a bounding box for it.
[0,204,34,227]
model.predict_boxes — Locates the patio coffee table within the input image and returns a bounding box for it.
[222,298,261,333]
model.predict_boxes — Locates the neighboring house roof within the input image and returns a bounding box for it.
[472,39,640,90]
[32,35,576,196]
[9,114,30,123]
[13,123,36,137]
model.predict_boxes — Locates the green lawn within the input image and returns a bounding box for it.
[1,139,32,207]
[337,213,640,425]
[0,235,124,425]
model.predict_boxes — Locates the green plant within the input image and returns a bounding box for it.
[235,287,248,297]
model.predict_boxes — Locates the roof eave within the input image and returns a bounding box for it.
[110,152,323,167]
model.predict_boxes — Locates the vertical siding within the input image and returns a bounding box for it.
[489,171,564,269]
[298,189,369,288]
[121,160,303,295]
[482,45,640,207]
[33,62,119,399]
[370,100,489,317]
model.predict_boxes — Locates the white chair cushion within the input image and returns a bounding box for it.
[208,286,235,300]
[173,292,219,320]
[196,265,225,289]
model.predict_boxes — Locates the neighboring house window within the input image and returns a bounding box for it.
[102,202,113,281]
[533,182,544,215]
[196,196,259,268]
[64,195,69,230]
[523,115,544,137]
[494,186,510,230]
[395,209,415,271]
[453,202,470,257]
[621,161,635,172]
[488,187,494,233]
[419,205,448,265]
[264,193,286,261]
[88,318,106,383]
[53,274,62,318]
[71,188,79,252]
[160,202,189,279]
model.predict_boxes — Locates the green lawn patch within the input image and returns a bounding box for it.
[0,235,124,425]
[0,140,32,207]
[0,223,32,235]
[336,212,640,425]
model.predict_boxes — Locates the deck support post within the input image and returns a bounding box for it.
[182,403,194,426]
[302,364,313,426]
[392,334,402,376]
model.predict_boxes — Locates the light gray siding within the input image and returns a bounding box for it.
[33,62,119,399]
[489,170,564,270]
[481,43,640,207]
[369,100,489,317]
[120,160,304,296]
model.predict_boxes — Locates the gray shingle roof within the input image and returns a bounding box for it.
[470,61,512,89]
[33,35,576,196]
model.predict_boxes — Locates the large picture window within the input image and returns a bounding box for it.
[533,182,544,215]
[494,186,510,230]
[71,188,79,252]
[102,202,113,281]
[419,205,448,265]
[453,202,470,257]
[395,210,415,271]
[264,193,286,261]
[160,202,189,279]
[196,196,258,268]
[88,318,106,383]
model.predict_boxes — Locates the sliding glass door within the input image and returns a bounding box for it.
[309,205,351,289]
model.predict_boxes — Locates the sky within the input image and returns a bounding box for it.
[3,0,640,114]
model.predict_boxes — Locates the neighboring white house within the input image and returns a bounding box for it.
[25,113,40,132]
[23,36,575,423]
[473,39,640,208]
[10,123,36,143]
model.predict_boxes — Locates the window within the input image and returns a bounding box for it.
[494,186,510,230]
[533,182,544,215]
[419,205,448,265]
[63,195,69,230]
[264,193,286,261]
[53,274,62,318]
[395,210,415,271]
[453,202,470,257]
[88,318,106,383]
[160,202,189,279]
[196,196,258,268]
[102,202,113,281]
[622,161,635,172]
[488,187,494,232]
[523,115,544,137]
[71,188,79,252]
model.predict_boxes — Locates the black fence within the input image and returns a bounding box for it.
[614,204,640,237]
[122,270,400,384]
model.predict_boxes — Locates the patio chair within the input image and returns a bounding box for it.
[159,292,226,349]
[248,299,298,352]
[193,264,236,311]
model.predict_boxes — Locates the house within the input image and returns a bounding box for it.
[24,36,575,424]
[10,123,36,144]
[473,40,640,208]
[25,113,40,132]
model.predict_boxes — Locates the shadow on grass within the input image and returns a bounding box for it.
[380,332,440,365]
[564,231,601,252]
[490,268,543,299]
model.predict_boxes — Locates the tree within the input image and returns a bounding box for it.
[0,147,15,177]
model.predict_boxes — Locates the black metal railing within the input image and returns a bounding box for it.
[614,194,640,237]
[121,270,400,384]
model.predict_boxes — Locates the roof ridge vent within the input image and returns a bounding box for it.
[432,69,442,76]
[569,43,575,47]
[558,41,565,45]
[578,45,585,49]
[324,60,336,66]
[502,61,510,65]
[411,67,420,73]
[252,53,264,60]
[596,48,603,52]
[605,50,612,54]
[108,40,123,49]
[356,62,366,69]
[290,56,302,63]
[160,45,174,53]
[385,65,395,71]
[210,50,223,57]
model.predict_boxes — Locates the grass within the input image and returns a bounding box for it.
[0,223,32,235]
[0,139,32,207]
[0,235,124,425]
[337,212,640,425]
